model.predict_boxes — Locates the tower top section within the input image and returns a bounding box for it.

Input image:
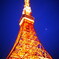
[19,0,34,26]
[24,0,30,7]
[22,0,31,15]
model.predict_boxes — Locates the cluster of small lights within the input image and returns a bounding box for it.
[8,20,52,59]
[6,0,52,59]
[19,17,34,26]
[22,0,31,15]
[22,6,31,15]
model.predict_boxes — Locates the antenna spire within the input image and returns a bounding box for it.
[22,0,31,15]
[24,0,30,7]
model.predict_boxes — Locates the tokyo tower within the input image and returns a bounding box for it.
[6,0,52,59]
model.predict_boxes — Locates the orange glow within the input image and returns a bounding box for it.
[6,0,53,59]
[6,20,52,59]
[22,0,31,15]
[19,17,34,26]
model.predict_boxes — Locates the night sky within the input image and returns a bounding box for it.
[0,0,59,59]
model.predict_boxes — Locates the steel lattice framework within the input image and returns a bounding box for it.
[6,0,52,59]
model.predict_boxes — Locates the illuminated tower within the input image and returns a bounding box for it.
[6,0,52,59]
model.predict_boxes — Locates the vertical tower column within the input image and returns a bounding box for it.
[6,0,53,59]
[22,0,31,15]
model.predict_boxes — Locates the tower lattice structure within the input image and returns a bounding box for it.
[6,0,52,59]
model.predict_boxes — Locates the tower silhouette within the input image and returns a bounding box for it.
[6,0,52,59]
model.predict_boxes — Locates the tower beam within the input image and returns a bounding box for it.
[24,0,30,7]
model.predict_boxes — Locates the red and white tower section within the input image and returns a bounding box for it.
[6,0,53,59]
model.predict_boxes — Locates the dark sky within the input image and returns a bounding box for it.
[0,0,59,59]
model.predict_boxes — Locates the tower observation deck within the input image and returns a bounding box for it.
[6,0,53,59]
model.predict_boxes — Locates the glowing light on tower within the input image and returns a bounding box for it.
[6,0,53,59]
[22,0,31,15]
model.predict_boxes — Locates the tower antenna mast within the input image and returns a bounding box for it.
[22,0,31,15]
[24,0,30,7]
[6,0,53,59]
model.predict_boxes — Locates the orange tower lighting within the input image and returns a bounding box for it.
[6,0,53,59]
